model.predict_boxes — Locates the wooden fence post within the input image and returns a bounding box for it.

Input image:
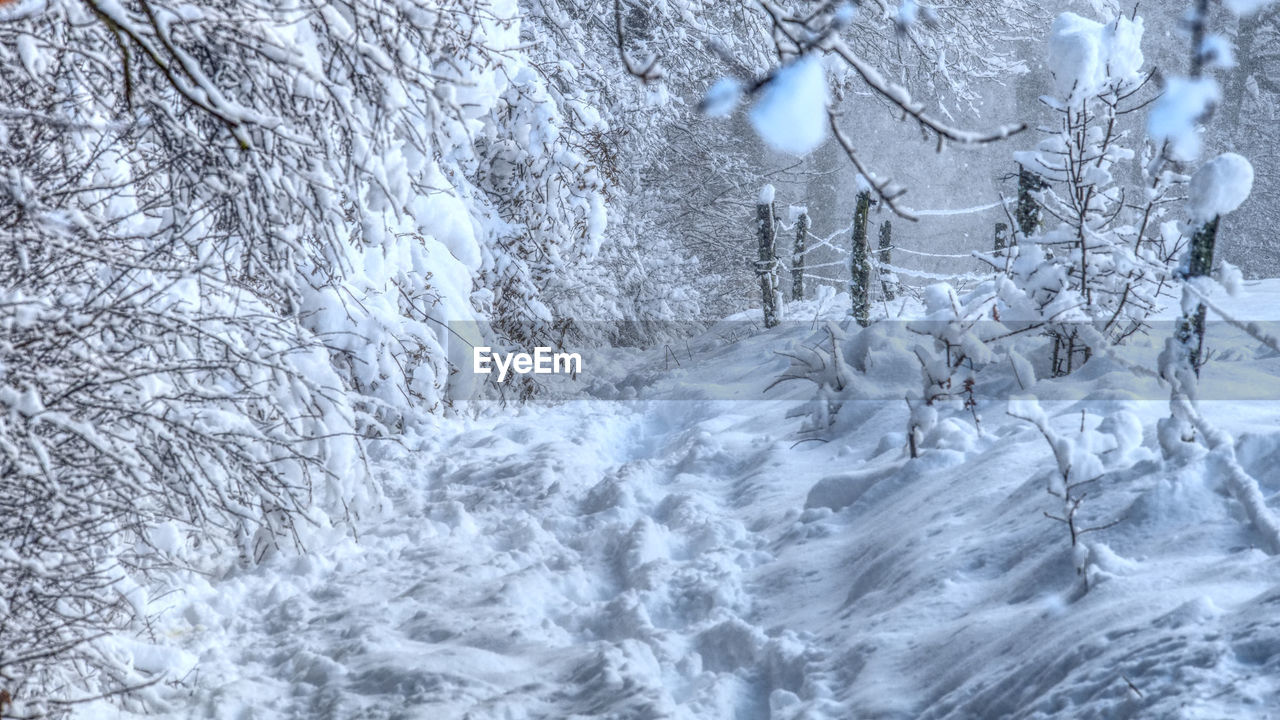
[1016,166,1043,239]
[877,219,895,301]
[792,207,809,302]
[757,186,781,328]
[851,191,872,327]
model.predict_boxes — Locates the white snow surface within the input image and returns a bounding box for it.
[1189,152,1254,222]
[749,55,830,156]
[897,0,918,28]
[82,284,1280,720]
[1200,34,1237,71]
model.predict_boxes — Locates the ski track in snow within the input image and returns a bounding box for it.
[84,287,1280,720]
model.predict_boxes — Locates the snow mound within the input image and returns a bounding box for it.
[1189,152,1254,222]
[749,55,830,156]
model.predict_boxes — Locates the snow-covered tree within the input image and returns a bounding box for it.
[905,284,993,457]
[0,0,618,709]
[528,0,1046,318]
[1007,12,1176,376]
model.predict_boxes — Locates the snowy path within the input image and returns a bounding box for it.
[109,328,848,719]
[87,302,1280,720]
[345,396,845,719]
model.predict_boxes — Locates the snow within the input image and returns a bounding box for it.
[1189,152,1254,222]
[76,281,1280,720]
[1047,12,1144,101]
[833,2,857,25]
[758,183,776,204]
[1218,261,1245,296]
[749,55,830,156]
[16,34,43,77]
[1148,76,1221,161]
[145,521,185,556]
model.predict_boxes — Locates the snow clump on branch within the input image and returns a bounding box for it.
[1189,152,1254,222]
[749,55,830,156]
[1047,12,1145,102]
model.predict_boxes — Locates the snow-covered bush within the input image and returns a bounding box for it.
[904,284,996,457]
[1007,396,1136,590]
[771,322,857,434]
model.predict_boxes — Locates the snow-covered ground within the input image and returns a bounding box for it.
[84,282,1280,720]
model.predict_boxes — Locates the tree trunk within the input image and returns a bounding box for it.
[1174,0,1220,378]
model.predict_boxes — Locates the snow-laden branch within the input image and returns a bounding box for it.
[906,199,1008,217]
[744,1,1028,219]
[825,39,1027,149]
[1166,386,1280,556]
[827,110,916,220]
[612,0,660,83]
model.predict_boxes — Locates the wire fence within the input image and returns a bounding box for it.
[775,197,1012,299]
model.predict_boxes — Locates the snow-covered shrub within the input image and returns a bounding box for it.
[1008,396,1135,590]
[0,1,382,705]
[904,284,996,456]
[774,278,1039,457]
[771,322,857,434]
